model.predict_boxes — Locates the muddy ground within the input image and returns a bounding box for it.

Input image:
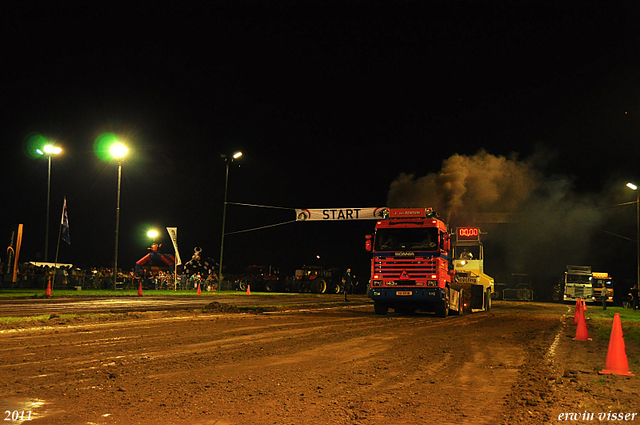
[0,299,638,424]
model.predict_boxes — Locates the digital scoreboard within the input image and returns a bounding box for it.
[456,227,480,242]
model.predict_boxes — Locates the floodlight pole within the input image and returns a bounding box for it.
[114,160,123,290]
[626,182,640,291]
[219,157,231,290]
[45,154,53,262]
[218,151,242,290]
[636,190,640,288]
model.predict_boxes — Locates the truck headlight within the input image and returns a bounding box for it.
[371,280,383,287]
[427,280,437,286]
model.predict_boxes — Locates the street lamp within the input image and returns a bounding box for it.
[219,151,243,289]
[110,142,128,290]
[36,144,62,262]
[627,182,640,291]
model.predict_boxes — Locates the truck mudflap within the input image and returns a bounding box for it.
[454,283,491,313]
[449,288,462,313]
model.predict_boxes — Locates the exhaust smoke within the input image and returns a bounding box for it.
[387,149,614,297]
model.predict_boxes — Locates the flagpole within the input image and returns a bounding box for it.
[53,218,63,289]
[55,218,62,265]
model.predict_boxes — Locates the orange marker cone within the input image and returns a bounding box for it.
[138,281,143,296]
[247,284,251,295]
[573,306,591,341]
[599,313,635,376]
[574,298,582,325]
[45,280,52,297]
[582,298,587,312]
[197,282,201,295]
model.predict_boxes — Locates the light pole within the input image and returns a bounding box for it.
[36,144,62,262]
[110,142,128,290]
[219,151,243,289]
[627,182,640,291]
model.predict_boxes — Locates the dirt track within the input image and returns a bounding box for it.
[0,299,638,425]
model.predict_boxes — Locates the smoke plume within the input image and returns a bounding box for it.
[386,149,621,298]
[388,150,538,223]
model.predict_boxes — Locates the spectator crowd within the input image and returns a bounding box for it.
[0,262,221,291]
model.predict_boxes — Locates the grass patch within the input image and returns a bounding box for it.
[587,307,640,347]
[0,312,116,323]
[0,289,305,298]
[0,289,245,298]
[0,315,50,323]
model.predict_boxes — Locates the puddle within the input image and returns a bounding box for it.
[0,399,55,423]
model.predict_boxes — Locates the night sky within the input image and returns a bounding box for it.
[3,1,640,289]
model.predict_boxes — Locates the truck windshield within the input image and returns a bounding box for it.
[566,274,591,285]
[592,279,612,289]
[374,228,439,251]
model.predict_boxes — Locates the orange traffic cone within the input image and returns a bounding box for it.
[573,305,591,341]
[138,281,143,296]
[599,313,635,376]
[246,284,251,295]
[574,298,582,325]
[197,282,201,295]
[582,298,587,312]
[45,280,52,297]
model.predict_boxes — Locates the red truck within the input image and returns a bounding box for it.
[366,208,493,317]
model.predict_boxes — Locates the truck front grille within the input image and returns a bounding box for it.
[373,257,437,279]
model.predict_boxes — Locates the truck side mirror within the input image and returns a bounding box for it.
[365,234,372,252]
[442,234,451,252]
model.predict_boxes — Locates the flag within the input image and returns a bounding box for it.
[166,227,181,265]
[61,197,70,244]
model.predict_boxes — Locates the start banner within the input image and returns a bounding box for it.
[295,207,389,221]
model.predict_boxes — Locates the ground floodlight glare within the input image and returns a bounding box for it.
[110,142,128,159]
[233,151,243,159]
[627,182,638,191]
[147,230,159,239]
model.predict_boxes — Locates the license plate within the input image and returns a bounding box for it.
[397,291,412,296]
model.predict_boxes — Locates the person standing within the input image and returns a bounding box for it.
[630,285,639,310]
[601,286,609,310]
[343,268,352,301]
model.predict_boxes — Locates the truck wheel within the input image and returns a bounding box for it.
[435,287,450,318]
[313,278,328,294]
[374,301,388,315]
[485,289,492,311]
[238,276,256,292]
[265,280,278,292]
